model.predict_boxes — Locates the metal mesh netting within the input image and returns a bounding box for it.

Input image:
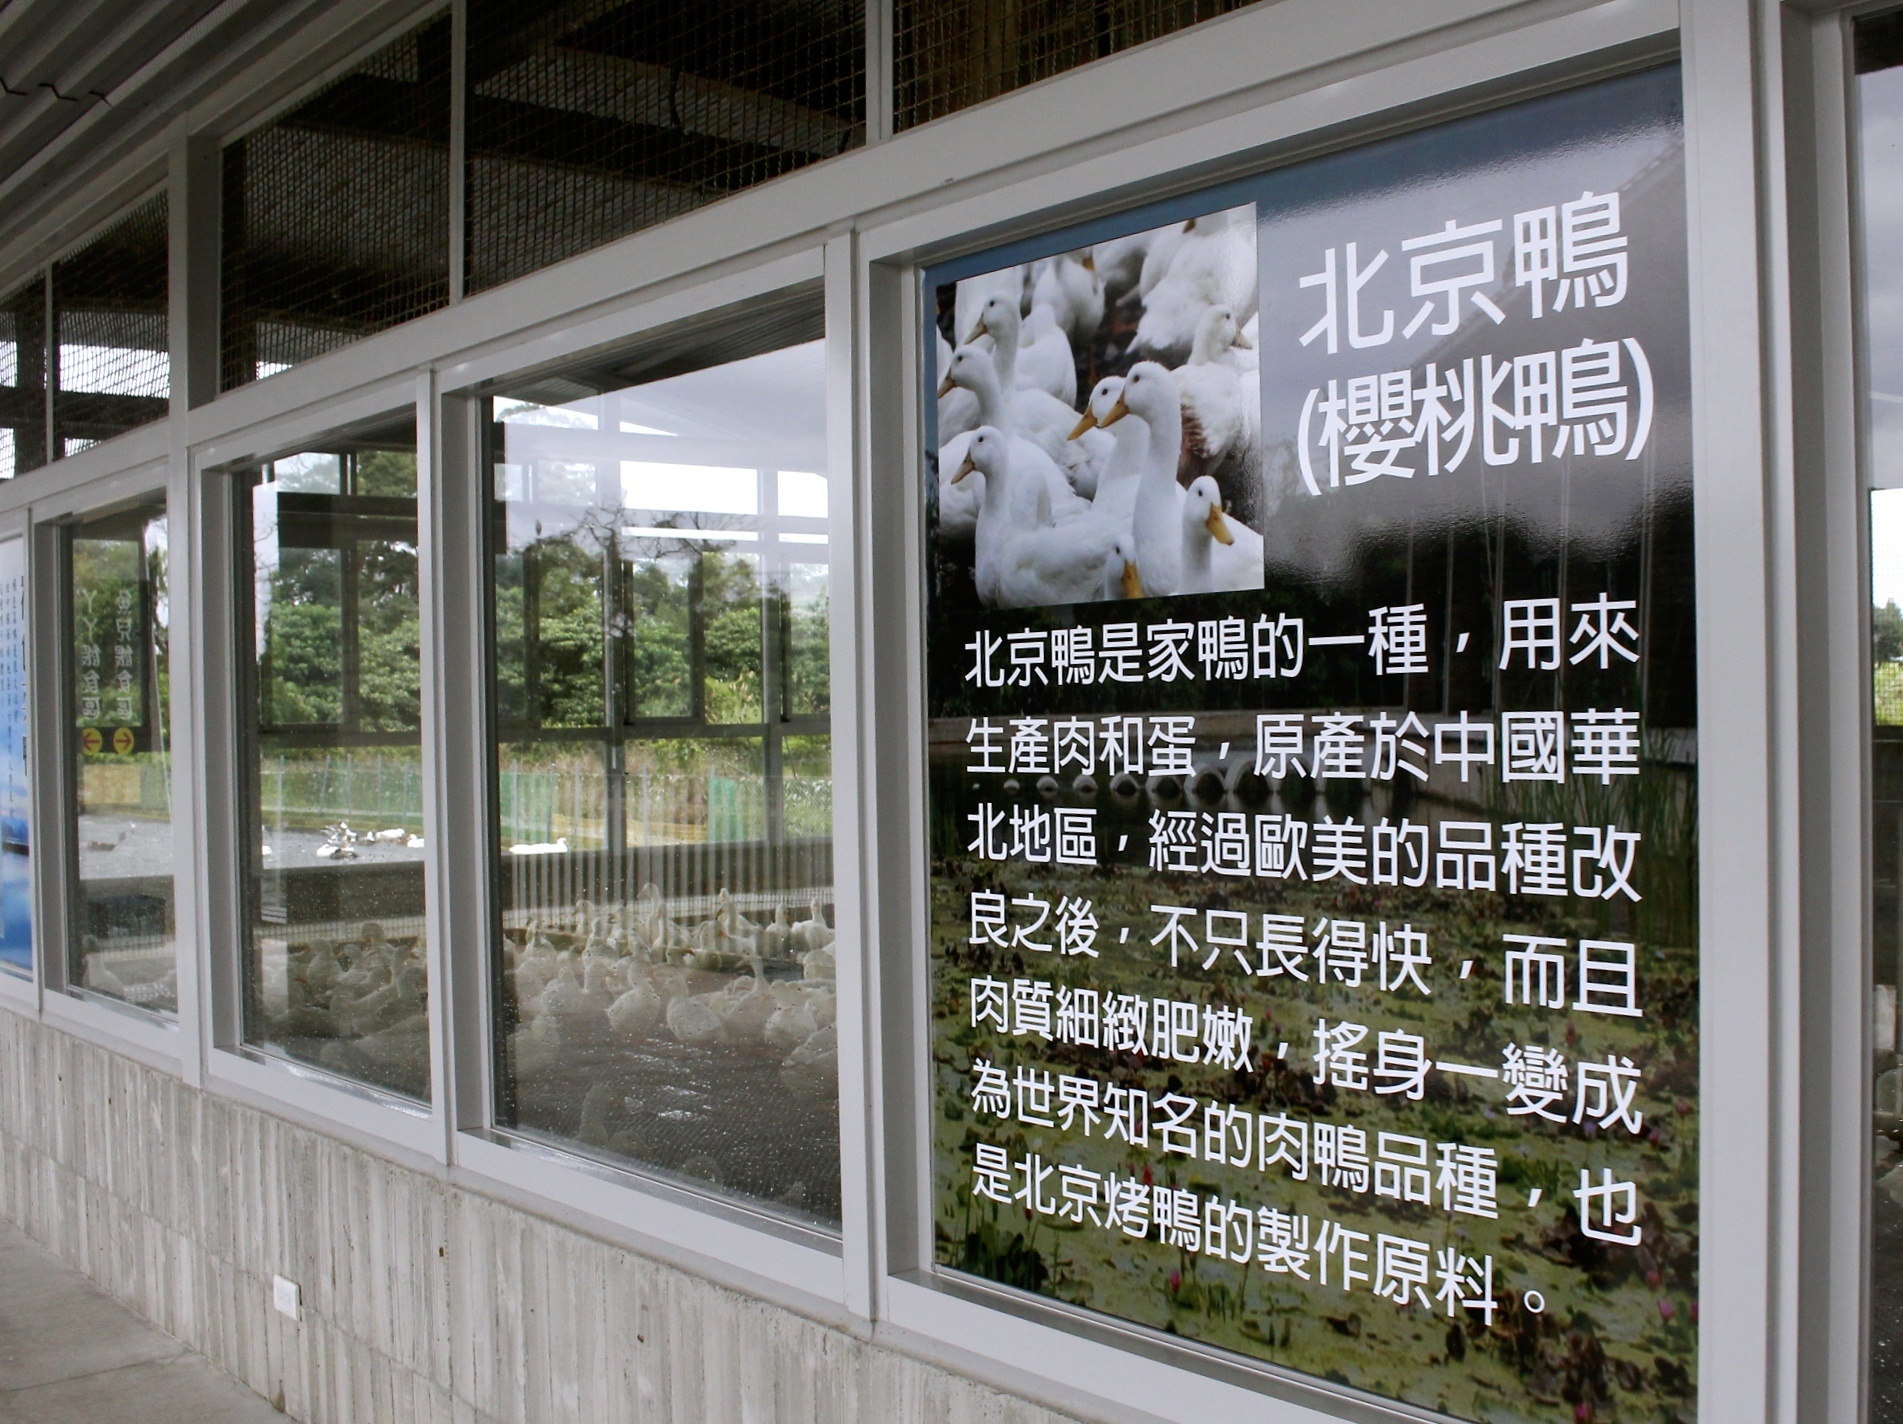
[893,0,1256,131]
[465,0,865,294]
[220,16,452,392]
[0,277,46,479]
[1860,6,1903,72]
[51,195,170,457]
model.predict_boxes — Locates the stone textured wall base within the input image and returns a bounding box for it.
[0,1007,1086,1424]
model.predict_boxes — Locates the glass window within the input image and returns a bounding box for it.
[237,421,428,1100]
[1862,14,1903,1417]
[464,1,865,294]
[64,497,176,1012]
[486,324,838,1226]
[51,196,169,457]
[0,276,47,479]
[919,67,1696,1415]
[0,536,29,976]
[220,17,451,390]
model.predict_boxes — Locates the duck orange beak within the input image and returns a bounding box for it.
[1099,395,1130,427]
[937,371,956,398]
[951,452,977,484]
[964,317,989,344]
[1231,327,1254,350]
[1067,409,1099,440]
[1206,505,1234,545]
[1121,559,1145,599]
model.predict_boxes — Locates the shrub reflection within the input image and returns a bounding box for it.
[489,340,840,1224]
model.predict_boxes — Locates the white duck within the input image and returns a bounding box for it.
[1017,304,1078,407]
[937,345,1086,523]
[967,296,1061,412]
[1134,220,1192,306]
[1067,376,1148,528]
[959,428,1120,608]
[760,904,796,962]
[1228,312,1260,371]
[84,956,128,999]
[779,1021,838,1100]
[1102,534,1145,600]
[1134,207,1258,363]
[763,985,835,1055]
[1100,362,1189,597]
[509,1014,561,1079]
[666,948,776,1046]
[963,299,1107,491]
[1180,476,1265,594]
[1092,231,1153,304]
[801,943,836,982]
[956,428,1033,606]
[713,887,759,937]
[1031,253,1104,348]
[955,264,1026,350]
[606,977,663,1041]
[1177,306,1260,482]
[665,986,729,1044]
[937,326,980,440]
[630,883,690,955]
[936,436,984,542]
[295,940,340,999]
[792,896,834,955]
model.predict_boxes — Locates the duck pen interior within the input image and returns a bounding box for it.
[492,835,842,1226]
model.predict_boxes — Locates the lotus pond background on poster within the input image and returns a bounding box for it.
[923,65,1696,1424]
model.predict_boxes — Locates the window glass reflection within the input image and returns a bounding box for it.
[66,496,175,1011]
[1876,488,1903,1419]
[240,434,428,1100]
[489,337,839,1226]
[1861,15,1903,1416]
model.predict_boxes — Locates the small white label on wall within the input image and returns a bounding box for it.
[272,1275,301,1321]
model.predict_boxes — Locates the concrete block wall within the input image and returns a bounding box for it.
[0,1007,1087,1424]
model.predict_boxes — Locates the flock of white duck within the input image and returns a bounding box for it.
[935,208,1267,608]
[277,926,430,1086]
[268,889,839,1100]
[501,887,839,1101]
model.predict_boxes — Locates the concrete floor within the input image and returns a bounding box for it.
[0,1218,283,1423]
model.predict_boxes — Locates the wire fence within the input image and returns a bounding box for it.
[1880,663,1903,727]
[258,751,831,846]
[892,0,1256,131]
[260,752,427,832]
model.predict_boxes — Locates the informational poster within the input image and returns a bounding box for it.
[71,533,148,754]
[0,535,30,973]
[924,68,1695,1423]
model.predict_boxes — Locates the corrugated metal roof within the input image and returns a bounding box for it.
[0,0,226,174]
[0,0,346,262]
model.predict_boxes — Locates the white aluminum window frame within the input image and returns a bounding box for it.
[431,243,863,1312]
[848,0,1788,1420]
[1796,6,1901,1424]
[0,0,1833,1420]
[29,458,188,1070]
[189,375,443,1162]
[0,440,189,1077]
[0,505,40,1017]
